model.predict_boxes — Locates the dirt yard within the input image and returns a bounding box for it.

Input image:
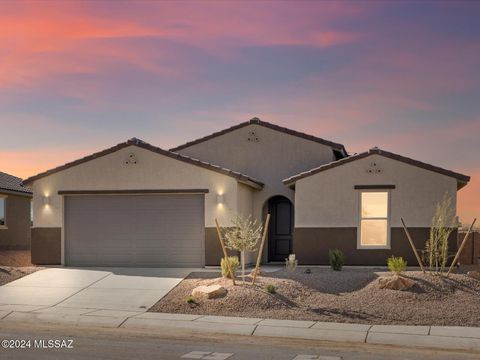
[149,267,480,326]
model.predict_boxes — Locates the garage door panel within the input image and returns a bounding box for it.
[65,194,204,267]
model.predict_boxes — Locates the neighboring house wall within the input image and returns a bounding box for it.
[293,154,459,265]
[0,192,31,250]
[31,145,251,265]
[457,230,480,266]
[176,124,336,220]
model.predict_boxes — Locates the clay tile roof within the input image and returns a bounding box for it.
[169,117,347,154]
[0,171,32,196]
[283,147,470,190]
[22,139,264,190]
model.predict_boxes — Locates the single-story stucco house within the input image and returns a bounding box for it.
[22,118,470,267]
[0,171,32,250]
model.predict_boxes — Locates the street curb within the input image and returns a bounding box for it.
[1,311,480,352]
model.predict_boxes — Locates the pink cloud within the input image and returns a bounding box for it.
[0,1,364,89]
[0,147,100,180]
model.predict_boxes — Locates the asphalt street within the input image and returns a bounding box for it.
[0,322,478,360]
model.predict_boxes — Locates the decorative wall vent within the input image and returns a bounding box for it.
[125,153,138,165]
[247,130,259,142]
[366,161,383,174]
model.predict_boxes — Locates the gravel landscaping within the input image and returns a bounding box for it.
[0,266,41,286]
[0,250,33,267]
[0,250,42,286]
[149,267,480,326]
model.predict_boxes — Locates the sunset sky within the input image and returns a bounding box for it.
[0,1,478,223]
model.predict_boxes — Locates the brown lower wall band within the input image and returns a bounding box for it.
[31,226,456,267]
[31,227,61,265]
[0,194,31,248]
[293,227,458,266]
[205,227,239,266]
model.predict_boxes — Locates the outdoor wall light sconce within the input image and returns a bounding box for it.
[43,195,50,206]
[216,194,225,204]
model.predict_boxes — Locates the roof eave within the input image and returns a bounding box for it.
[22,139,264,190]
[0,188,33,197]
[282,148,470,189]
[170,117,347,152]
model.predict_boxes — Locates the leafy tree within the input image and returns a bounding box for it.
[223,215,263,281]
[425,192,456,274]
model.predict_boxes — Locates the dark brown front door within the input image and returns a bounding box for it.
[268,196,293,262]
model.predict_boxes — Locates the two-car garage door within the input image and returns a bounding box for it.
[64,194,205,267]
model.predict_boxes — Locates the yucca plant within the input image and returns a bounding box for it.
[329,249,346,271]
[221,256,239,279]
[387,256,407,275]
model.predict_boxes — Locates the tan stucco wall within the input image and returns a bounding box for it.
[176,124,336,220]
[294,154,458,228]
[31,145,241,229]
[236,183,254,219]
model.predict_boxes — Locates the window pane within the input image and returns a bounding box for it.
[0,198,4,226]
[361,192,388,218]
[361,219,387,246]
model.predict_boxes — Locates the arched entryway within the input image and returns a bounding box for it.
[267,195,294,262]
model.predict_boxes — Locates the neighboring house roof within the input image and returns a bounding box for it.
[170,117,348,154]
[0,171,32,196]
[22,138,264,190]
[283,147,470,190]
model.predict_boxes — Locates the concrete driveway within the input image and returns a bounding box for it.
[0,267,196,316]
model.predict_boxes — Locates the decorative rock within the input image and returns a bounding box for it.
[467,271,480,280]
[192,285,227,299]
[250,268,264,277]
[378,275,415,291]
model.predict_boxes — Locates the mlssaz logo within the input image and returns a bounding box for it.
[34,339,74,349]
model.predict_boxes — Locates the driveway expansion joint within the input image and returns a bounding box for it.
[49,272,113,308]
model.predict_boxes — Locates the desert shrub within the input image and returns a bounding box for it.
[425,193,456,274]
[387,256,407,275]
[329,249,346,271]
[221,256,239,279]
[186,295,195,304]
[265,284,276,294]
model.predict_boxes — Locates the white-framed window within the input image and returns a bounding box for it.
[358,191,390,249]
[0,195,6,227]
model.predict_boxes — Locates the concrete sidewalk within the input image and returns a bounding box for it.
[1,309,479,353]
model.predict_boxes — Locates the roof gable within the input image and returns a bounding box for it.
[283,147,470,190]
[0,171,32,196]
[170,117,347,154]
[22,138,264,189]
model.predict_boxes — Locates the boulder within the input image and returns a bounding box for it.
[378,275,415,291]
[192,285,227,299]
[467,271,480,281]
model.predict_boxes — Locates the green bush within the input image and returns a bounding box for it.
[387,256,407,275]
[186,295,195,304]
[221,256,239,279]
[329,249,346,271]
[265,284,276,294]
